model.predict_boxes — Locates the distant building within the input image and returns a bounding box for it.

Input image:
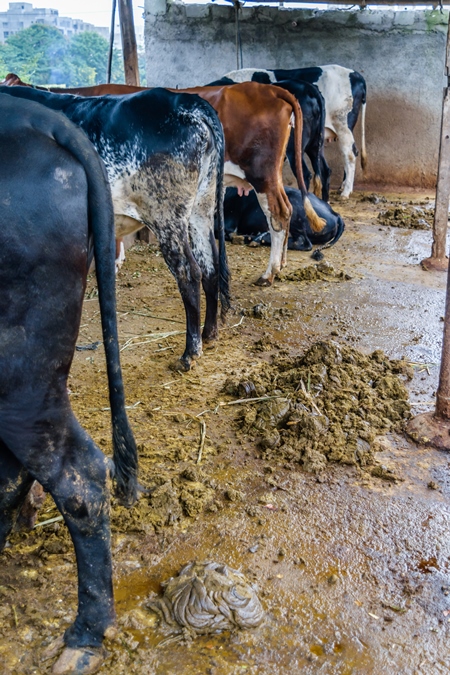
[0,2,110,43]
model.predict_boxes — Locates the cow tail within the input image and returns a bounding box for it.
[360,100,367,171]
[205,108,231,321]
[276,88,326,233]
[52,117,138,506]
[316,89,328,198]
[217,127,232,321]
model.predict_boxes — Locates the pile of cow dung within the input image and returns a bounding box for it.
[359,192,388,204]
[280,261,351,283]
[111,464,216,533]
[224,341,412,473]
[147,561,265,637]
[377,205,432,230]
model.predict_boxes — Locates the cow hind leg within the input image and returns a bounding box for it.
[337,128,357,199]
[302,160,312,192]
[189,165,220,348]
[307,151,323,199]
[281,226,290,269]
[115,238,126,273]
[256,226,286,286]
[254,191,291,286]
[0,439,34,549]
[157,237,203,371]
[6,409,115,670]
[200,231,219,346]
[319,153,332,203]
[312,174,322,199]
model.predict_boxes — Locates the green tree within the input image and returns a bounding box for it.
[0,24,148,88]
[0,44,9,80]
[1,24,68,84]
[69,31,111,86]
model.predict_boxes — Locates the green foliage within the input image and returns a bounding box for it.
[1,24,68,83]
[0,23,143,88]
[68,31,120,86]
[0,45,9,80]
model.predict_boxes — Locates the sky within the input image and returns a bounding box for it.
[0,0,145,28]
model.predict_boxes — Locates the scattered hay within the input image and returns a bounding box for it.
[377,205,432,230]
[147,561,265,637]
[224,341,412,472]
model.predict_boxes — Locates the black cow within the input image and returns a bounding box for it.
[0,84,230,371]
[0,94,138,674]
[223,187,344,255]
[207,76,331,203]
[223,65,367,199]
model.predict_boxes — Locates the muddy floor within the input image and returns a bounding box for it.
[1,190,450,675]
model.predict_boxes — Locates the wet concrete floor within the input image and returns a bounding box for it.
[1,190,450,675]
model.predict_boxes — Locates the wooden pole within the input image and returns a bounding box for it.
[107,0,117,84]
[118,0,140,86]
[436,255,450,417]
[421,12,450,272]
[406,13,450,446]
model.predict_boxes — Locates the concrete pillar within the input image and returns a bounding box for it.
[145,0,168,17]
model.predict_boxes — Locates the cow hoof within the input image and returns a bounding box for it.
[202,338,217,350]
[202,330,217,347]
[254,276,272,287]
[169,357,193,372]
[52,647,106,675]
[42,635,65,662]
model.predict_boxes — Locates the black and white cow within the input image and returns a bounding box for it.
[207,76,331,203]
[0,94,138,674]
[223,187,345,255]
[0,85,230,371]
[224,65,367,199]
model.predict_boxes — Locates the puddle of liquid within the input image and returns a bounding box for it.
[417,556,440,573]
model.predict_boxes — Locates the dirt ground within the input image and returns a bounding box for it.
[1,189,450,675]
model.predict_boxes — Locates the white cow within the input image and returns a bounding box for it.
[223,65,367,199]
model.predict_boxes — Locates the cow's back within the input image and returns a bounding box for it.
[0,99,89,403]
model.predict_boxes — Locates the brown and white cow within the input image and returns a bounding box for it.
[2,74,325,286]
[224,65,367,199]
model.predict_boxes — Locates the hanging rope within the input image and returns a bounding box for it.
[107,0,117,83]
[234,0,243,70]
